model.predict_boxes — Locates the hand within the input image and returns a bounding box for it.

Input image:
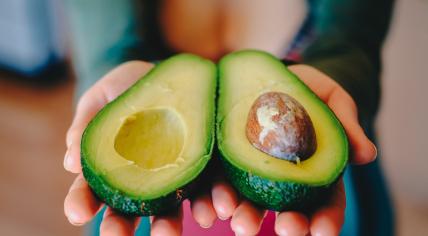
[64,61,186,235]
[63,62,376,236]
[202,64,377,236]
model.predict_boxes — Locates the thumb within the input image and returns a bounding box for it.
[327,86,377,165]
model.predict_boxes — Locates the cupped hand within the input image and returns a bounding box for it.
[64,61,186,235]
[204,64,377,236]
[64,62,376,236]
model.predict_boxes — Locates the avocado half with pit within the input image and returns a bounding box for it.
[81,54,216,215]
[217,50,348,211]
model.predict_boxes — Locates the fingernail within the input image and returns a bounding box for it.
[66,139,72,149]
[67,211,83,226]
[233,225,246,235]
[69,176,87,194]
[102,208,109,218]
[215,206,230,220]
[63,150,71,171]
[371,142,378,161]
[199,222,213,229]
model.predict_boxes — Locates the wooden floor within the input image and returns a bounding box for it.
[0,74,81,236]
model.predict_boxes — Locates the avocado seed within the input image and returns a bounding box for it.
[246,92,316,162]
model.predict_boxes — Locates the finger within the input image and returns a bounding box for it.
[212,181,239,220]
[310,180,346,236]
[64,174,102,225]
[288,65,338,101]
[64,86,107,173]
[327,87,377,164]
[230,200,266,235]
[64,61,154,173]
[289,65,376,164]
[151,206,183,236]
[97,61,154,101]
[275,211,309,236]
[100,207,140,236]
[191,193,217,228]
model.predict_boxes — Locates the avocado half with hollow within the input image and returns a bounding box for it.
[81,54,216,215]
[217,50,348,211]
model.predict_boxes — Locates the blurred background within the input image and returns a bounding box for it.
[0,0,426,235]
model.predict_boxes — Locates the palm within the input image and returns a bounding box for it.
[64,62,376,236]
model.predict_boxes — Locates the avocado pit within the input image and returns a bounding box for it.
[246,92,316,162]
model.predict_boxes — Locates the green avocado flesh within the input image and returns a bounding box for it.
[81,54,216,215]
[217,50,348,211]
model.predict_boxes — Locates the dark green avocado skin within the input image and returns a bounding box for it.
[216,50,348,212]
[81,157,201,216]
[220,155,337,212]
[79,54,216,216]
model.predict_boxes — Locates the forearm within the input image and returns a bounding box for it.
[302,38,380,119]
[301,0,394,118]
[64,0,143,96]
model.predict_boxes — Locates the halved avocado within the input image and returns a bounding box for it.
[217,50,348,211]
[81,54,216,215]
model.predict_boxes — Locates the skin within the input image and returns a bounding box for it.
[63,61,377,236]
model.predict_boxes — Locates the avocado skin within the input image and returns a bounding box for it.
[219,153,336,212]
[79,54,217,216]
[216,50,347,212]
[82,156,202,216]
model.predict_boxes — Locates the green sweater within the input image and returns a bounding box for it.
[302,0,393,119]
[66,0,393,120]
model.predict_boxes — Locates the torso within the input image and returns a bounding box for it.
[159,0,308,60]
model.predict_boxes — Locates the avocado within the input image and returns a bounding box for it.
[217,50,348,211]
[81,54,216,215]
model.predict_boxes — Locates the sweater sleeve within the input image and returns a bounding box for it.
[64,0,143,97]
[301,0,394,118]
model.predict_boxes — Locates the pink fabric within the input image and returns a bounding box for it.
[182,200,276,236]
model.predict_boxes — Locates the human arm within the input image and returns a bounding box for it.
[64,62,189,235]
[223,1,393,234]
[63,1,182,234]
[301,0,394,118]
[64,0,172,97]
